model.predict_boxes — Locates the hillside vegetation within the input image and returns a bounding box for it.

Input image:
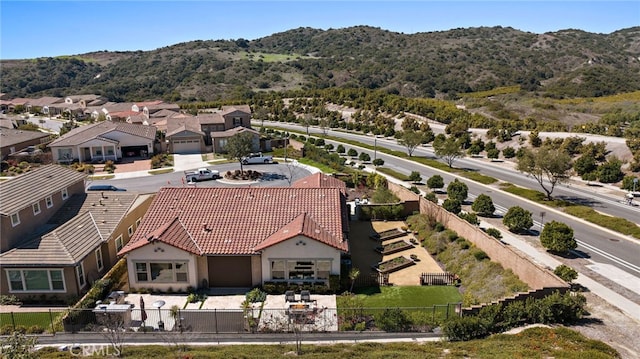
[2,26,639,103]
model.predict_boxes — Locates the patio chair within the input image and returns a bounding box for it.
[300,290,312,302]
[285,290,296,302]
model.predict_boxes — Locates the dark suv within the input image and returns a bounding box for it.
[87,185,126,191]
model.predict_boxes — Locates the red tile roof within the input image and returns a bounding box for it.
[120,187,348,256]
[292,172,346,194]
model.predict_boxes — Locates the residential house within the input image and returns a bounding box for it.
[0,165,86,253]
[165,117,205,154]
[0,165,154,299]
[162,104,256,154]
[48,121,157,163]
[118,175,350,291]
[25,97,64,116]
[0,128,52,160]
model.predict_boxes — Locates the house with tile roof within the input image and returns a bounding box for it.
[119,176,350,291]
[164,105,254,154]
[48,121,157,163]
[0,128,52,160]
[0,165,154,299]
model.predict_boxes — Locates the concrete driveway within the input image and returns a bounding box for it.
[173,153,208,171]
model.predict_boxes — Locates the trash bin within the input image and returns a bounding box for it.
[158,321,164,331]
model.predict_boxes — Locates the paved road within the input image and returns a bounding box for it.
[87,162,313,193]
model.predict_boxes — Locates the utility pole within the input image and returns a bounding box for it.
[374,137,377,161]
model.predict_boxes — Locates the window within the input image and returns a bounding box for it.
[76,263,86,288]
[95,248,103,271]
[115,235,124,252]
[135,218,141,227]
[61,188,69,200]
[271,259,332,281]
[45,196,53,208]
[6,269,65,292]
[271,260,285,280]
[33,202,41,215]
[135,263,148,282]
[128,225,134,237]
[10,213,20,227]
[233,117,242,126]
[134,262,188,283]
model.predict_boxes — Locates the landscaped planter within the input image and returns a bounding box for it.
[375,240,414,255]
[373,256,415,274]
[369,228,407,241]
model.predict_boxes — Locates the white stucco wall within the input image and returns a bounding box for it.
[103,130,153,151]
[259,235,341,283]
[125,243,199,292]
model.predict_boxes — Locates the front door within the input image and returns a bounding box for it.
[83,148,91,162]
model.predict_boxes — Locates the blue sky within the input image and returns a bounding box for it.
[1,1,638,59]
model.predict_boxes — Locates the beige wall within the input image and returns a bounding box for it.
[0,266,80,299]
[223,111,251,130]
[106,195,154,266]
[125,242,199,292]
[1,180,85,252]
[388,182,568,291]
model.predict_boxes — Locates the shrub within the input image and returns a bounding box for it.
[485,228,502,239]
[471,194,495,216]
[554,264,578,283]
[442,198,461,214]
[372,158,385,166]
[541,221,576,254]
[442,315,487,341]
[375,308,411,332]
[347,148,358,157]
[447,179,468,202]
[245,288,267,303]
[26,325,44,334]
[409,186,420,194]
[459,212,479,225]
[472,249,489,261]
[409,171,422,183]
[503,206,533,233]
[427,175,444,190]
[502,146,516,158]
[424,192,438,203]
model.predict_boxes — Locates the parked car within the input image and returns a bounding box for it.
[185,168,220,182]
[241,152,273,165]
[87,185,126,191]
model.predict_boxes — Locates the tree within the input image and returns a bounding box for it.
[442,198,462,214]
[529,130,542,147]
[0,331,38,359]
[516,146,572,200]
[621,175,639,191]
[372,158,385,166]
[358,152,371,162]
[540,221,576,254]
[433,135,464,168]
[336,144,346,154]
[502,146,516,158]
[554,264,578,283]
[447,179,468,202]
[398,129,424,157]
[347,148,358,157]
[225,132,255,173]
[487,148,500,159]
[409,171,422,183]
[503,206,533,233]
[597,157,624,183]
[427,175,444,191]
[574,155,598,177]
[471,194,495,217]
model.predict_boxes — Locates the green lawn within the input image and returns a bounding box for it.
[0,311,61,331]
[342,286,462,308]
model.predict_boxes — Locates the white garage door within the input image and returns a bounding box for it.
[172,139,200,154]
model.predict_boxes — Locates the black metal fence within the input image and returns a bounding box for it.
[0,304,461,334]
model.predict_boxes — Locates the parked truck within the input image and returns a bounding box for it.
[241,152,274,165]
[185,168,220,182]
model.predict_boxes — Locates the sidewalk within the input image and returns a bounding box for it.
[479,220,640,322]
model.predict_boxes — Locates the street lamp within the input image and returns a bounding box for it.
[540,211,546,231]
[152,300,165,331]
[374,137,377,162]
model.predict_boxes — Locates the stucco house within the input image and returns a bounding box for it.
[0,128,52,160]
[0,165,154,299]
[162,105,254,154]
[48,121,157,163]
[118,174,350,291]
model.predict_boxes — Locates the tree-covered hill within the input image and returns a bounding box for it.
[1,26,639,102]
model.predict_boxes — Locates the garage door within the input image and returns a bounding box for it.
[208,256,252,287]
[172,139,200,154]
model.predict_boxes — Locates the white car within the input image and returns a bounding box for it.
[241,152,273,164]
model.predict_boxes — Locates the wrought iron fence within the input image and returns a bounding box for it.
[1,304,461,334]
